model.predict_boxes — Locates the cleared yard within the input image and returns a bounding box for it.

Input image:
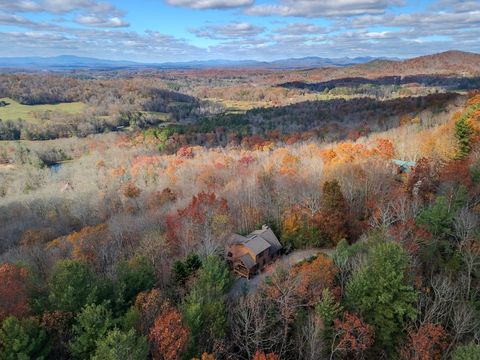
[0,97,85,122]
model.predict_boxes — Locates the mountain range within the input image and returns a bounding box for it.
[0,55,390,71]
[0,51,478,74]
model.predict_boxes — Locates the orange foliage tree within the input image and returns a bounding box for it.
[66,223,111,270]
[0,263,30,322]
[149,303,189,360]
[134,288,163,335]
[294,254,339,306]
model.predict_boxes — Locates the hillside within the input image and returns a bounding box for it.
[353,50,480,76]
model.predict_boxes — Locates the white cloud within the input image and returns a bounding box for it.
[165,0,254,9]
[0,0,120,14]
[75,15,129,27]
[246,0,404,18]
[273,22,327,35]
[191,22,264,39]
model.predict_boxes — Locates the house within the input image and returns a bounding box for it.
[226,225,282,279]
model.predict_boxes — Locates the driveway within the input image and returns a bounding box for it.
[228,248,333,298]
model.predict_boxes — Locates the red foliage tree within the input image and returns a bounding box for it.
[149,303,189,360]
[252,350,280,360]
[176,146,194,159]
[0,263,30,322]
[166,192,230,256]
[405,158,438,202]
[333,312,375,359]
[400,324,449,360]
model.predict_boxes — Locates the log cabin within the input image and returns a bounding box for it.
[226,225,282,279]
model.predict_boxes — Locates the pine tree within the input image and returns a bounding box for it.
[455,112,474,159]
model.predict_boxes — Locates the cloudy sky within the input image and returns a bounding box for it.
[0,0,479,62]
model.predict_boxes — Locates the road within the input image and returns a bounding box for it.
[228,248,333,298]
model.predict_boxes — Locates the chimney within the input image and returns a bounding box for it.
[262,224,269,230]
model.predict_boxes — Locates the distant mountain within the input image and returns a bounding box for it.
[0,51,477,73]
[0,55,391,71]
[0,55,138,70]
[353,50,480,76]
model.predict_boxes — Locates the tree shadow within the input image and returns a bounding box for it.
[278,75,480,92]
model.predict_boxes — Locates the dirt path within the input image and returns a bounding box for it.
[228,248,333,298]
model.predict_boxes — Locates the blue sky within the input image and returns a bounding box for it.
[0,0,479,62]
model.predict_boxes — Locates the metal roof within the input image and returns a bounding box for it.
[239,253,256,269]
[249,227,282,252]
[243,235,271,255]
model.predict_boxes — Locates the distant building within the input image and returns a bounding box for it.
[393,159,416,174]
[226,225,282,279]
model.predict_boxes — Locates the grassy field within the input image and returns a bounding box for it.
[0,97,85,122]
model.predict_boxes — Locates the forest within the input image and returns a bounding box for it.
[1,54,480,360]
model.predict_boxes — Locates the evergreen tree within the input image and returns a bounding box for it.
[455,113,474,159]
[92,329,148,360]
[345,242,417,355]
[69,303,113,359]
[183,256,232,357]
[48,260,99,312]
[0,316,51,360]
[115,255,156,312]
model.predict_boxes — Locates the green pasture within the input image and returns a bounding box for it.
[0,97,85,123]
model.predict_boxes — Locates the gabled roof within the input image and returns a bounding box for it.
[249,226,282,252]
[239,253,256,269]
[228,225,282,257]
[243,235,271,255]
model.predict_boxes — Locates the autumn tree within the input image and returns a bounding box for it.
[261,267,303,358]
[166,192,231,256]
[40,311,74,360]
[405,157,438,202]
[345,241,417,355]
[314,180,352,245]
[132,288,163,335]
[281,207,316,249]
[331,312,374,360]
[0,263,30,323]
[252,350,280,360]
[65,224,113,272]
[122,181,142,199]
[400,323,449,360]
[149,303,189,360]
[294,254,338,306]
